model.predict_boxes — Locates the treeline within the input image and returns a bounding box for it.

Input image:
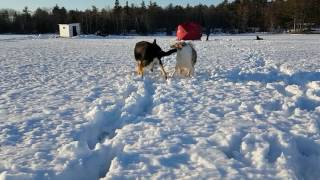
[0,0,319,34]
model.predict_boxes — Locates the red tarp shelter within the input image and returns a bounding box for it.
[176,22,202,40]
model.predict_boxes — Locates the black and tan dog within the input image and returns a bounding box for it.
[134,39,177,79]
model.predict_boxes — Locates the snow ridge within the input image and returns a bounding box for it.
[53,75,156,179]
[221,39,320,113]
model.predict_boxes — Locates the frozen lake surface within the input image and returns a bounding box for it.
[1,34,320,179]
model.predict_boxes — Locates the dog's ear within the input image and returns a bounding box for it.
[153,39,156,44]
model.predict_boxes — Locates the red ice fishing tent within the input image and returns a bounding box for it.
[176,22,202,40]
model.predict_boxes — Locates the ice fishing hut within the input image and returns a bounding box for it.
[59,23,81,37]
[176,22,202,40]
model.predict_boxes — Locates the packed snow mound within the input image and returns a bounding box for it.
[0,34,320,180]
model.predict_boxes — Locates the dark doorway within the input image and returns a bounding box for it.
[72,26,77,36]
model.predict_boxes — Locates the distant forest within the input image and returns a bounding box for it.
[0,0,319,35]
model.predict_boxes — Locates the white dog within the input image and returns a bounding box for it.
[170,41,197,77]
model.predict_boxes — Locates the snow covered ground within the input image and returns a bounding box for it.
[1,34,320,180]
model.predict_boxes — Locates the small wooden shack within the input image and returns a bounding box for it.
[59,23,81,37]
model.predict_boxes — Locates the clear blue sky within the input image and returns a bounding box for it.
[1,0,224,11]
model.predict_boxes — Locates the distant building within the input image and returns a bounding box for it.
[59,23,81,37]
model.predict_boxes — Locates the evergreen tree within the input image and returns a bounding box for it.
[0,10,10,33]
[0,0,319,35]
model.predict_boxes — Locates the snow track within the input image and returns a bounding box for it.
[82,76,155,149]
[53,75,157,179]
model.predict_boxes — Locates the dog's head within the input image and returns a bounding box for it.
[170,41,187,50]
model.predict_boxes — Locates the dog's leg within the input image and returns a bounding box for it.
[187,69,191,77]
[171,67,177,77]
[159,64,167,79]
[182,68,187,77]
[137,60,144,77]
[158,59,167,79]
[190,67,194,76]
[150,60,156,72]
[178,68,182,76]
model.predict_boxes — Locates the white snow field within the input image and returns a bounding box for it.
[1,34,320,180]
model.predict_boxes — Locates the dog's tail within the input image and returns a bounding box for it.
[159,49,177,58]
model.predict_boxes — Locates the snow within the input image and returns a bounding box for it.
[1,34,320,180]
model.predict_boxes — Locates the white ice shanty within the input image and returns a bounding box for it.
[59,23,81,37]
